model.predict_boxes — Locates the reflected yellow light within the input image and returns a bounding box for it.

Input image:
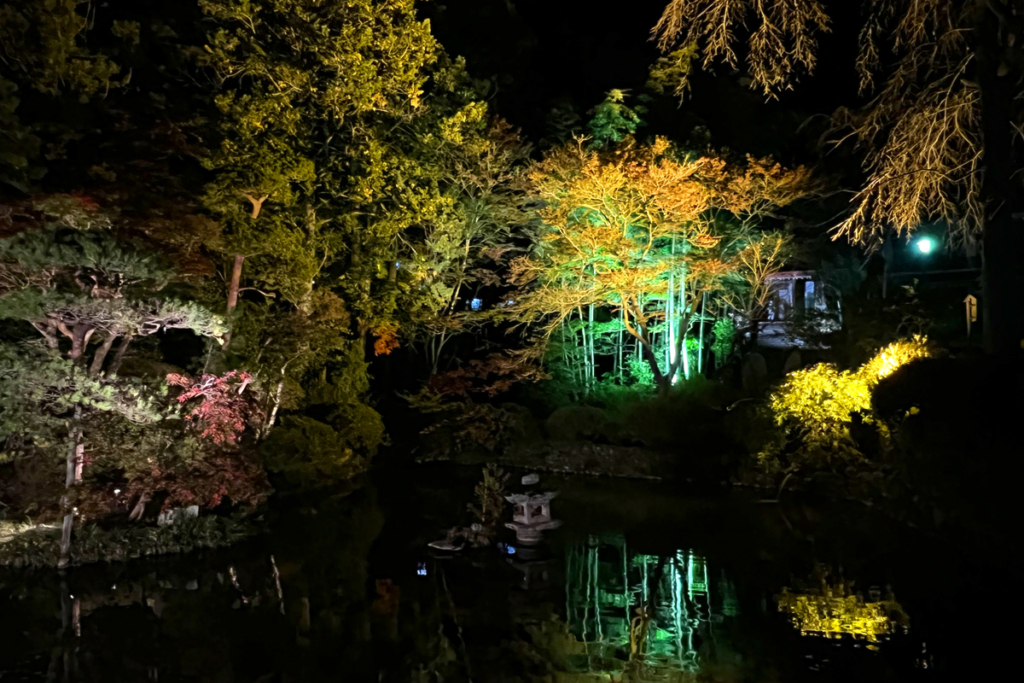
[777,578,909,643]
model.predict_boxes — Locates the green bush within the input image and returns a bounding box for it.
[261,415,372,486]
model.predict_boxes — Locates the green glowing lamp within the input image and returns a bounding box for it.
[914,236,936,255]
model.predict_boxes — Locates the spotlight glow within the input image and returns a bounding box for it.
[915,236,935,255]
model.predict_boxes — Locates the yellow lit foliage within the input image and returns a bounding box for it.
[858,335,932,385]
[763,336,932,465]
[372,321,400,356]
[767,363,872,461]
[777,577,909,643]
[652,0,984,246]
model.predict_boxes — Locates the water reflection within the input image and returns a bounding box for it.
[4,470,1005,682]
[776,568,909,645]
[562,534,737,678]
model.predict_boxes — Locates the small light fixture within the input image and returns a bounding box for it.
[914,236,936,255]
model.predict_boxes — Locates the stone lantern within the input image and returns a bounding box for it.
[505,492,562,546]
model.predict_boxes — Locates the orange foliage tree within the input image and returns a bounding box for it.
[510,137,810,393]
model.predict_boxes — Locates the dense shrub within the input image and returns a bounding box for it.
[261,415,373,487]
[757,337,933,474]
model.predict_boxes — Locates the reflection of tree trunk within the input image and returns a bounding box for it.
[106,335,132,376]
[89,334,117,376]
[56,579,79,682]
[978,5,1024,355]
[58,404,83,570]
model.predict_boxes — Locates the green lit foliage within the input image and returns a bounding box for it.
[761,363,874,468]
[198,1,517,470]
[228,290,354,435]
[0,198,261,533]
[711,317,734,367]
[587,90,646,148]
[198,0,438,302]
[0,0,132,98]
[397,116,531,374]
[627,357,658,386]
[0,343,165,462]
[759,336,934,472]
[511,135,810,394]
[647,44,700,100]
[260,344,385,487]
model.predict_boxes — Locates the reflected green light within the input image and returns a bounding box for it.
[565,537,735,676]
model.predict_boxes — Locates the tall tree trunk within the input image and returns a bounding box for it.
[224,254,245,346]
[265,379,284,436]
[68,324,94,364]
[588,303,596,384]
[617,309,625,380]
[105,335,132,376]
[697,296,706,375]
[978,2,1024,355]
[642,342,671,397]
[89,334,117,376]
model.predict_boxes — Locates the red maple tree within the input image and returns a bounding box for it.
[167,370,263,444]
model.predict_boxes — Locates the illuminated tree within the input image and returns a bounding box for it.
[0,198,228,565]
[197,0,498,469]
[395,117,530,375]
[719,230,795,342]
[198,0,439,311]
[653,0,1024,354]
[512,136,810,394]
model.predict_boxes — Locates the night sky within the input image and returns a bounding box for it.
[426,0,863,162]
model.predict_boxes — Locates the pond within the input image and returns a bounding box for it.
[0,463,1015,682]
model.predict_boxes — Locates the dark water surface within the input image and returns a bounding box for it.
[0,464,1016,682]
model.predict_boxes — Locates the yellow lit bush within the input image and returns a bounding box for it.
[759,337,933,471]
[857,335,932,385]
